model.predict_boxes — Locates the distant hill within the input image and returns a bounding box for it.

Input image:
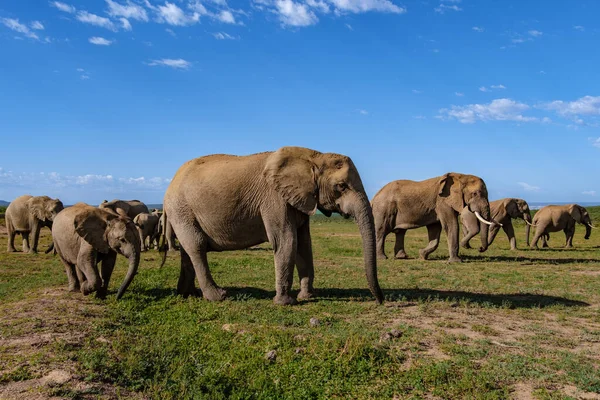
[0,200,9,207]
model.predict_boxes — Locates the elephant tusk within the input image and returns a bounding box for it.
[475,212,500,227]
[524,219,537,227]
[587,223,596,229]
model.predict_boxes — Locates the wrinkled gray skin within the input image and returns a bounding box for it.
[530,204,593,249]
[133,209,161,251]
[5,195,64,253]
[99,199,149,220]
[461,198,532,250]
[162,146,384,306]
[52,203,141,299]
[158,212,177,251]
[372,173,493,263]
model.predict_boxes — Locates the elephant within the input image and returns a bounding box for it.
[461,198,533,250]
[99,199,149,220]
[530,204,595,249]
[51,203,141,299]
[133,209,161,251]
[372,173,495,262]
[162,146,384,306]
[5,195,64,253]
[158,211,177,251]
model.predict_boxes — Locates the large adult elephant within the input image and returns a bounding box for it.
[162,146,384,306]
[372,173,494,262]
[461,198,533,250]
[52,203,141,299]
[530,204,595,249]
[5,195,64,253]
[99,199,149,220]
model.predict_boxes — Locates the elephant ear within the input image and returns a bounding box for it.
[27,196,52,221]
[505,199,519,218]
[568,204,582,222]
[438,173,465,212]
[263,147,319,215]
[74,210,111,253]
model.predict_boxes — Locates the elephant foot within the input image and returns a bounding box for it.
[28,249,38,255]
[377,253,388,260]
[510,247,517,251]
[394,251,408,259]
[67,284,80,292]
[448,256,462,263]
[7,247,17,253]
[460,241,471,249]
[478,247,488,253]
[273,294,298,306]
[297,290,315,301]
[202,286,227,301]
[418,249,430,260]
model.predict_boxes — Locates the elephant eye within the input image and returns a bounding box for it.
[336,183,348,192]
[120,238,127,243]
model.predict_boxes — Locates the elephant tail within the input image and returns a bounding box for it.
[159,211,168,268]
[45,241,55,255]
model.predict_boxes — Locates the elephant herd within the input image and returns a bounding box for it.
[3,146,596,305]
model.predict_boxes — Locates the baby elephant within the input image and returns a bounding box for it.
[52,203,141,299]
[133,209,161,251]
[530,204,595,249]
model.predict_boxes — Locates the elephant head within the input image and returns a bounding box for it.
[263,146,384,304]
[27,196,64,225]
[439,173,493,252]
[99,199,129,218]
[74,209,141,299]
[569,204,594,240]
[505,198,533,246]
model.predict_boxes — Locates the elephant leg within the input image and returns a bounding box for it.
[487,224,501,248]
[59,255,79,292]
[542,233,549,247]
[419,223,442,260]
[531,227,545,249]
[22,232,30,253]
[296,221,315,301]
[6,217,17,252]
[177,228,226,301]
[501,222,517,250]
[441,215,461,262]
[98,253,117,299]
[565,226,575,248]
[460,223,479,249]
[269,227,298,306]
[137,227,146,251]
[29,221,41,254]
[166,222,177,251]
[393,229,408,259]
[177,248,200,297]
[77,246,102,295]
[375,223,389,260]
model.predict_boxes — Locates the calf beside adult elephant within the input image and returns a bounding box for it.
[461,198,533,250]
[52,203,141,299]
[530,204,595,249]
[134,209,161,251]
[162,146,384,305]
[99,199,149,220]
[5,195,64,253]
[372,173,495,262]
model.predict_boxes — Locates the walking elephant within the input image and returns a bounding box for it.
[530,204,595,249]
[99,199,149,220]
[51,203,141,299]
[372,173,495,262]
[134,209,161,251]
[461,198,533,250]
[162,146,384,305]
[5,195,64,253]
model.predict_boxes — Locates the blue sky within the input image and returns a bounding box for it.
[1,0,599,205]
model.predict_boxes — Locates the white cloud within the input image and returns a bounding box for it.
[472,26,483,32]
[573,25,585,32]
[212,32,236,40]
[80,74,90,80]
[148,58,192,69]
[528,30,543,37]
[51,1,76,13]
[434,3,462,13]
[455,92,464,97]
[165,28,176,37]
[217,10,236,23]
[306,0,330,13]
[30,21,45,30]
[89,36,113,45]
[539,96,600,117]
[412,89,422,94]
[76,68,85,72]
[120,17,132,30]
[512,38,525,43]
[328,0,406,14]
[439,98,536,124]
[345,23,353,30]
[157,2,200,26]
[413,115,426,120]
[592,138,600,148]
[518,182,540,192]
[479,86,489,92]
[106,0,149,21]
[77,11,118,31]
[274,0,318,26]
[357,109,368,115]
[1,18,40,40]
[491,84,506,90]
[582,191,596,196]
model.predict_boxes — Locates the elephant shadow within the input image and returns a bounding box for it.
[461,254,600,264]
[128,286,588,309]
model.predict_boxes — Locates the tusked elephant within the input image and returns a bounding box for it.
[372,173,495,262]
[461,198,533,250]
[530,204,595,249]
[5,195,64,253]
[134,209,161,251]
[99,199,149,220]
[162,146,384,306]
[51,203,141,299]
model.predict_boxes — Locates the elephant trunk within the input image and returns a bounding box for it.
[474,203,491,252]
[524,212,532,246]
[584,223,592,240]
[116,246,140,300]
[351,192,384,304]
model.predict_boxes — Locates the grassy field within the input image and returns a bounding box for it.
[1,209,600,399]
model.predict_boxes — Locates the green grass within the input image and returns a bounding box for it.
[1,210,600,399]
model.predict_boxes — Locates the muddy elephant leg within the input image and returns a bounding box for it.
[98,253,117,299]
[375,223,389,260]
[393,229,408,259]
[29,220,41,254]
[6,216,17,252]
[460,222,479,249]
[177,228,226,302]
[77,245,102,295]
[500,222,517,250]
[296,221,315,301]
[419,223,442,260]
